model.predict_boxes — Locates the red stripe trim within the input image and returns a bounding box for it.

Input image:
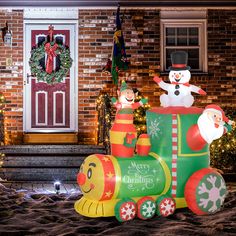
[96,155,116,201]
[111,123,137,132]
[172,114,178,197]
[115,114,133,120]
[136,144,150,148]
[150,107,203,114]
[111,144,134,158]
[172,64,187,68]
[172,159,177,164]
[95,154,105,158]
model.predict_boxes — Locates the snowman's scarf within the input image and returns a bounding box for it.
[171,82,190,87]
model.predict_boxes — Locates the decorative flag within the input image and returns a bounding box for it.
[102,58,112,75]
[111,5,129,85]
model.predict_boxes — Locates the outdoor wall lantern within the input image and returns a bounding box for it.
[1,22,12,47]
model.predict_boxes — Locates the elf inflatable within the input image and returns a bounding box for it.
[110,81,148,158]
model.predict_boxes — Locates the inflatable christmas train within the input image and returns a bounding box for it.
[75,51,233,222]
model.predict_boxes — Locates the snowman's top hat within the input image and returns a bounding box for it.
[169,51,191,71]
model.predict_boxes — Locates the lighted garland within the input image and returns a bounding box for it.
[0,152,5,181]
[210,109,236,172]
[133,90,151,137]
[29,41,73,84]
[0,93,6,114]
[0,153,5,167]
[96,93,113,154]
[0,93,5,146]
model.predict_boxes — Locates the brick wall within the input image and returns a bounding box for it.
[77,10,114,144]
[78,9,236,144]
[0,8,235,145]
[205,10,236,107]
[0,9,24,144]
[78,9,160,143]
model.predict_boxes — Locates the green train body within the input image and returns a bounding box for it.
[75,107,227,220]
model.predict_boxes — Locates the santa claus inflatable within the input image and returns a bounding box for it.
[153,51,206,107]
[187,104,234,151]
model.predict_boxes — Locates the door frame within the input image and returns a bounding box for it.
[23,18,78,133]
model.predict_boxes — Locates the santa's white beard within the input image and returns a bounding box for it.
[197,113,224,144]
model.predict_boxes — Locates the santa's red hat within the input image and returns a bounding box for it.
[203,104,229,123]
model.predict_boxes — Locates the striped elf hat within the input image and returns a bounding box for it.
[120,80,128,92]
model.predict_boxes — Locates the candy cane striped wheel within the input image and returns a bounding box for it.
[137,197,156,220]
[185,168,227,215]
[156,195,176,217]
[115,198,137,222]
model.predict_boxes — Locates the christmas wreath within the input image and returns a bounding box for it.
[29,41,73,84]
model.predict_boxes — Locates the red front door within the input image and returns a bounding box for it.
[24,23,77,133]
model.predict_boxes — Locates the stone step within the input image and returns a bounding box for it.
[0,145,106,155]
[0,167,79,181]
[2,155,84,167]
[0,144,106,181]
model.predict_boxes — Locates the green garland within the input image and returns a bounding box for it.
[29,41,73,84]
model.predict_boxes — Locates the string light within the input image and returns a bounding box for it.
[0,94,6,171]
[210,109,236,173]
[96,93,112,148]
[0,93,6,145]
[0,153,5,168]
[133,89,150,137]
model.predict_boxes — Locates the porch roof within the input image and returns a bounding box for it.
[0,0,236,8]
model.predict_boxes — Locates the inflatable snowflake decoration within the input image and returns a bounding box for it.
[141,200,156,218]
[121,203,136,220]
[148,118,162,138]
[198,174,227,213]
[159,198,175,216]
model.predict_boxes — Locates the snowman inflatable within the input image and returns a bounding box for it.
[153,51,206,107]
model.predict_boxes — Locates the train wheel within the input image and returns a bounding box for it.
[115,198,137,222]
[185,168,227,215]
[156,195,176,217]
[137,196,156,220]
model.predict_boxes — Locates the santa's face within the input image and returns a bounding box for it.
[118,88,135,105]
[197,111,224,144]
[169,70,191,84]
[206,111,224,128]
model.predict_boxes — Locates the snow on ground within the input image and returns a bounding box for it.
[0,183,235,236]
